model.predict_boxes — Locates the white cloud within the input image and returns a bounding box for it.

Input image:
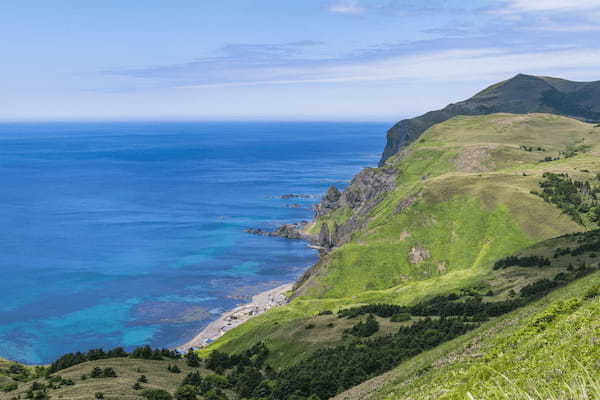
[328,0,365,15]
[505,0,600,12]
[180,47,600,89]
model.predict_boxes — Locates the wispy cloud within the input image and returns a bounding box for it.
[102,1,600,92]
[493,0,600,32]
[106,41,326,85]
[503,0,600,12]
[327,0,478,16]
[328,0,365,15]
[115,46,600,90]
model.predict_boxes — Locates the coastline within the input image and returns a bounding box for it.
[178,283,293,351]
[177,207,320,352]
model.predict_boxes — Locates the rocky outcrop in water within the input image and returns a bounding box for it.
[279,194,312,199]
[246,221,315,241]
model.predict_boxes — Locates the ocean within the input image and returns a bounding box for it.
[0,121,387,364]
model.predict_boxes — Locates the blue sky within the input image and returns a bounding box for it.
[2,0,600,121]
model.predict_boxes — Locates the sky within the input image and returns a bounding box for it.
[2,0,600,121]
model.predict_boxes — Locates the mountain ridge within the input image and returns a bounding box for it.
[380,74,600,165]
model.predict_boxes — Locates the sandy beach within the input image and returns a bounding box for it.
[178,283,293,351]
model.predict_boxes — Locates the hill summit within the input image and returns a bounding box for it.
[381,74,600,165]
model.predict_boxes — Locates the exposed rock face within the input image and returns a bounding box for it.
[318,223,332,249]
[395,194,418,214]
[321,168,396,218]
[408,246,430,264]
[313,167,398,249]
[380,74,600,166]
[314,186,342,217]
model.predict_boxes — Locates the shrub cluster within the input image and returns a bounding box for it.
[89,367,117,378]
[270,317,474,400]
[49,346,180,373]
[338,303,409,319]
[493,255,551,270]
[345,314,379,337]
[532,172,600,225]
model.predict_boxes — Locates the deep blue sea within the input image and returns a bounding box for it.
[0,121,386,364]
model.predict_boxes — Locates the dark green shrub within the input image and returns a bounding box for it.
[1,382,18,392]
[142,389,173,400]
[175,385,197,400]
[346,314,379,337]
[390,313,411,322]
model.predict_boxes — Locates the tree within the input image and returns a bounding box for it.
[141,389,173,400]
[234,367,263,398]
[167,364,181,373]
[102,367,117,378]
[347,314,379,337]
[175,385,197,400]
[204,388,227,400]
[181,371,202,387]
[185,349,201,368]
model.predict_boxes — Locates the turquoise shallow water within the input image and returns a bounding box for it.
[0,121,386,364]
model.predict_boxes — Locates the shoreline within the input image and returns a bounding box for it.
[177,221,319,352]
[178,282,294,351]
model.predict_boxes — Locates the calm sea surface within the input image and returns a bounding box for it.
[0,121,386,364]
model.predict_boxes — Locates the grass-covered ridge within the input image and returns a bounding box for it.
[335,231,600,400]
[298,113,598,299]
[201,113,600,369]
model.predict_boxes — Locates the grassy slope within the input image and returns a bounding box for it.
[335,232,600,400]
[200,113,600,368]
[0,358,215,400]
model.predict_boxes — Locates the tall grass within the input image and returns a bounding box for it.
[467,362,600,400]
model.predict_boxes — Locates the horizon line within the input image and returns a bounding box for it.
[0,117,401,124]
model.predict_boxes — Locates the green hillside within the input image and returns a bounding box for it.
[336,232,600,400]
[203,113,600,369]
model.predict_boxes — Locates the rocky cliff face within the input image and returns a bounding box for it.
[314,186,342,218]
[315,167,397,248]
[380,74,600,165]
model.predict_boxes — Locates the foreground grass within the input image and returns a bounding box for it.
[0,358,208,400]
[334,267,600,399]
[466,363,600,400]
